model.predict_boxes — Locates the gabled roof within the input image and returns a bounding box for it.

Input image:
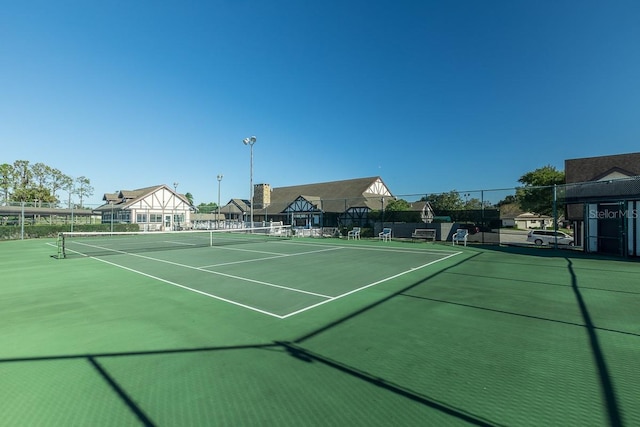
[563,175,640,203]
[564,153,640,217]
[409,201,435,223]
[565,152,640,183]
[103,193,120,203]
[96,184,192,211]
[591,167,636,181]
[515,212,552,220]
[296,195,322,210]
[220,199,250,214]
[253,176,392,214]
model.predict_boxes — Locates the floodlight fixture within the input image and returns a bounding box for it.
[242,136,257,227]
[217,174,223,224]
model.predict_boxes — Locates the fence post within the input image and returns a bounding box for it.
[20,201,24,240]
[553,184,558,249]
[481,190,485,244]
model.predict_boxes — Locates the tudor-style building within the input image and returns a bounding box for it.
[220,176,394,228]
[564,152,640,257]
[95,184,194,231]
[219,198,251,223]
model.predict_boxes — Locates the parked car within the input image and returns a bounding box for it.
[527,230,574,246]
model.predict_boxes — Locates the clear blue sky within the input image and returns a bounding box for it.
[2,1,639,206]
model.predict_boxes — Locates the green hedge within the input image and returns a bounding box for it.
[0,224,140,240]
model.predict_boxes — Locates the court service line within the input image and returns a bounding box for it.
[198,246,344,268]
[205,245,301,256]
[280,251,462,318]
[163,240,197,246]
[90,256,287,319]
[283,240,461,255]
[71,241,333,299]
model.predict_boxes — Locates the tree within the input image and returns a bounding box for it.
[31,162,51,190]
[7,161,58,204]
[516,165,565,216]
[0,163,14,203]
[13,160,31,191]
[496,195,518,207]
[62,175,75,208]
[1,160,95,206]
[184,192,194,206]
[12,187,56,204]
[464,197,483,209]
[384,198,410,212]
[75,176,94,208]
[49,168,71,205]
[423,191,465,211]
[197,202,217,213]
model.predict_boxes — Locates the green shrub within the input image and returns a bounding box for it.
[0,224,140,240]
[361,227,374,238]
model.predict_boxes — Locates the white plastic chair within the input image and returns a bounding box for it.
[379,227,392,242]
[347,227,361,240]
[452,229,469,246]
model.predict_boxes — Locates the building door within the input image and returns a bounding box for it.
[165,214,172,231]
[629,201,640,257]
[597,202,625,256]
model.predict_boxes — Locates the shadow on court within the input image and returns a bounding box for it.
[3,239,640,426]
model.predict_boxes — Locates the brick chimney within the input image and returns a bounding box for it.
[254,183,271,209]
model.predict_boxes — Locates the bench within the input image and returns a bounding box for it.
[412,228,436,242]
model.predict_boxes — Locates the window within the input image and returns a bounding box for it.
[119,211,131,223]
[136,213,148,223]
[150,214,163,223]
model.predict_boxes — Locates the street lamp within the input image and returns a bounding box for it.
[217,174,223,228]
[173,182,179,230]
[242,136,257,228]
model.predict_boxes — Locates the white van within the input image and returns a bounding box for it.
[527,230,574,246]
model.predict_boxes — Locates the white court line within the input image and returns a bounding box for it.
[91,256,287,319]
[283,239,461,255]
[204,245,297,256]
[61,240,463,319]
[280,250,462,319]
[198,246,344,268]
[69,241,333,299]
[164,240,197,246]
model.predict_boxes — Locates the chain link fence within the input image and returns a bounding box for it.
[3,176,639,256]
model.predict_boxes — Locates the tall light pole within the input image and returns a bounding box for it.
[242,136,257,228]
[173,182,179,230]
[217,174,223,228]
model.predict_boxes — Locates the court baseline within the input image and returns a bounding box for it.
[59,240,462,318]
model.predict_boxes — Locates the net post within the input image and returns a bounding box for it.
[56,232,66,259]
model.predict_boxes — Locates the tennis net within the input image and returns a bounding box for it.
[56,224,292,258]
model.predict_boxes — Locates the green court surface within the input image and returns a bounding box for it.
[1,236,639,426]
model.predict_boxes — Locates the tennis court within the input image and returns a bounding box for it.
[2,235,639,426]
[56,228,461,318]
